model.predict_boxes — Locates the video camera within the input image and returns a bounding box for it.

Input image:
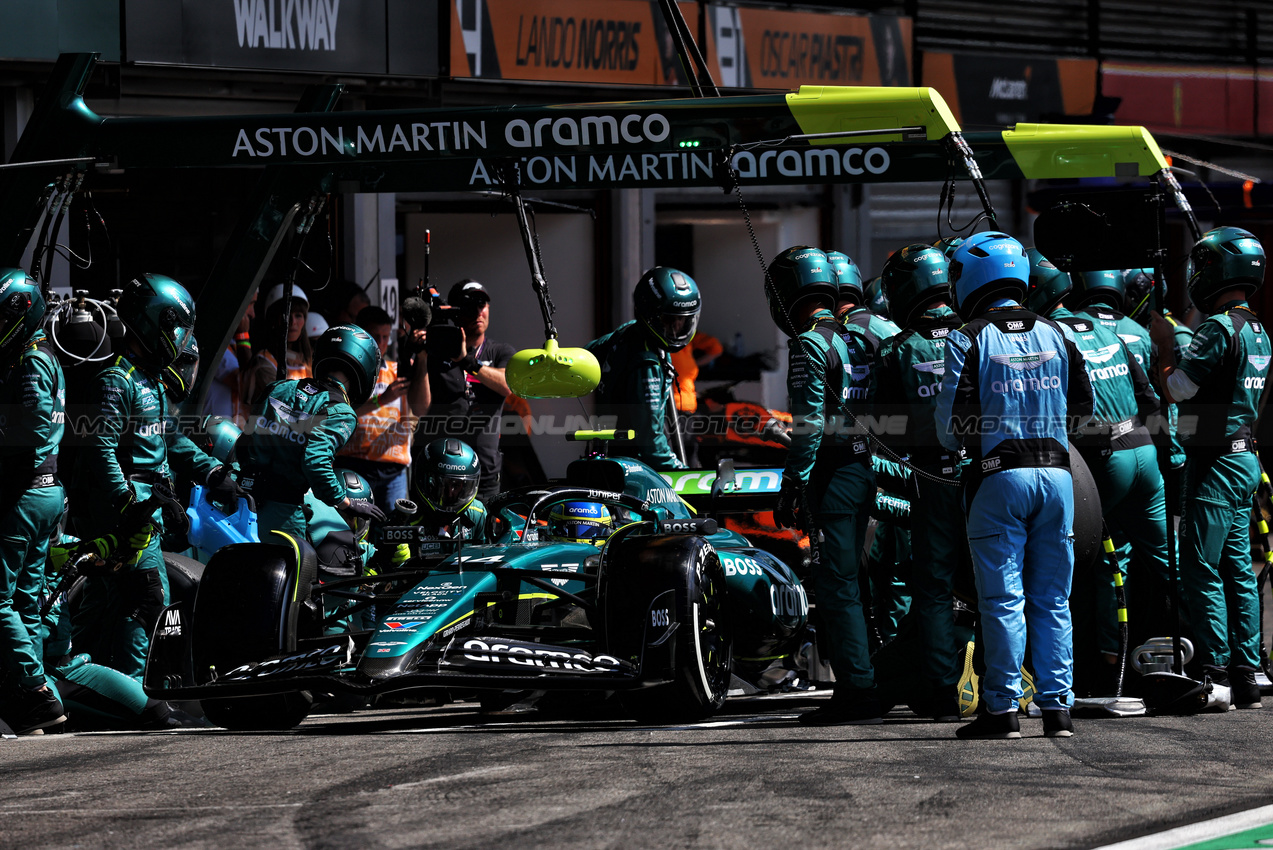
[399,283,465,361]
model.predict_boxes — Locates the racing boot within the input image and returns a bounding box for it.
[798,685,883,726]
[1229,666,1263,710]
[955,709,1020,739]
[1042,708,1074,738]
[5,685,67,735]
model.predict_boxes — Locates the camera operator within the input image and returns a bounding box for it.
[418,280,515,501]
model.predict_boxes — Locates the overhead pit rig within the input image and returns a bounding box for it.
[0,52,1186,408]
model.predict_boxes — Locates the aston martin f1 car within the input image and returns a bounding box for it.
[142,452,809,730]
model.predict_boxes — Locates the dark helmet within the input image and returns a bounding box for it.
[335,469,376,539]
[412,438,481,519]
[0,269,46,364]
[1187,226,1265,313]
[199,415,243,465]
[765,246,837,337]
[116,273,196,369]
[949,232,1029,318]
[313,324,381,406]
[634,267,701,352]
[547,501,614,545]
[863,276,891,319]
[1024,248,1071,316]
[881,243,950,327]
[933,236,965,261]
[825,250,864,304]
[161,335,200,402]
[1069,269,1125,310]
[1122,268,1158,325]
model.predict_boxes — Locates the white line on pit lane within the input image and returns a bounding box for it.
[1093,801,1273,850]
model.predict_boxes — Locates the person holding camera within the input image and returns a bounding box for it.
[334,306,430,510]
[418,280,515,502]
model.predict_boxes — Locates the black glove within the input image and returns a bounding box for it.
[344,499,386,523]
[774,478,803,530]
[205,466,244,513]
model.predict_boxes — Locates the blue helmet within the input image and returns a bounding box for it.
[824,251,864,304]
[547,501,614,545]
[948,232,1029,318]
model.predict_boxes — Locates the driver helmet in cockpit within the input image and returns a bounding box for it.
[546,501,614,545]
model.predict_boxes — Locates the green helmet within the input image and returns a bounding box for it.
[1069,269,1125,310]
[199,415,242,465]
[1187,226,1265,313]
[766,246,837,337]
[881,243,950,327]
[161,336,199,402]
[0,269,46,364]
[117,273,196,369]
[825,250,864,303]
[1122,268,1158,324]
[933,236,964,261]
[863,276,891,319]
[1024,248,1071,316]
[412,438,481,519]
[336,468,376,539]
[313,324,381,406]
[634,267,700,352]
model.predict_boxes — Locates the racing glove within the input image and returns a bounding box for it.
[205,465,244,513]
[344,498,386,523]
[774,478,804,530]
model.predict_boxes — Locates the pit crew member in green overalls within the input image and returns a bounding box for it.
[767,246,880,726]
[74,274,240,680]
[0,270,68,733]
[587,268,701,470]
[1150,226,1271,709]
[240,324,385,542]
[875,244,967,720]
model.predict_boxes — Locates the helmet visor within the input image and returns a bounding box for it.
[424,473,480,516]
[550,517,612,542]
[0,290,33,354]
[653,311,699,350]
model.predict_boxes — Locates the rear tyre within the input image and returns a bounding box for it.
[612,537,733,723]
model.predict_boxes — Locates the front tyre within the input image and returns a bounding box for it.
[611,537,733,722]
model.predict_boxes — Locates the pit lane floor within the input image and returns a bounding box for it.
[5,692,1273,850]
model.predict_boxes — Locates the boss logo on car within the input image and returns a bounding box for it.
[651,608,670,627]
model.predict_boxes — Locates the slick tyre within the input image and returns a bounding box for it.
[191,542,317,731]
[605,535,733,723]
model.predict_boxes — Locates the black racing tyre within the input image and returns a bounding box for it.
[607,535,734,723]
[163,552,204,610]
[191,541,317,731]
[201,692,314,731]
[1069,442,1103,575]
